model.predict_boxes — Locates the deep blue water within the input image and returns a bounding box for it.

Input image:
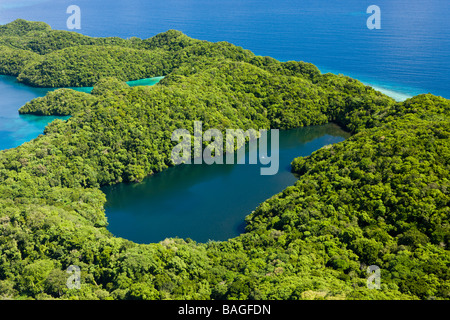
[102,124,350,243]
[1,0,449,100]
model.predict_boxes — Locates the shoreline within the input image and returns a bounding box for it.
[315,66,424,102]
[363,83,413,102]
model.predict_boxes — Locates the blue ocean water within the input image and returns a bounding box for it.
[1,0,449,100]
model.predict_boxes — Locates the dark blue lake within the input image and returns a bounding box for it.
[101,124,350,243]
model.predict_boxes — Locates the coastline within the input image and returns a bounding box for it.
[316,66,424,102]
[364,83,413,102]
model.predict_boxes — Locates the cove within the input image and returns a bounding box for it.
[0,75,63,150]
[102,123,351,244]
[0,76,164,151]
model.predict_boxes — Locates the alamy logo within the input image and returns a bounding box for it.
[367,5,381,30]
[367,265,381,290]
[66,265,81,290]
[171,121,279,175]
[67,5,81,30]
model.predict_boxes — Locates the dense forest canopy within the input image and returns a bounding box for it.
[0,20,448,300]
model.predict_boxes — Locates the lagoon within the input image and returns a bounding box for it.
[0,75,59,150]
[0,76,163,150]
[102,123,350,244]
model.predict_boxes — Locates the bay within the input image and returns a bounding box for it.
[0,75,61,150]
[0,76,163,150]
[102,123,350,243]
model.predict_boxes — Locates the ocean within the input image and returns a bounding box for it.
[1,0,449,100]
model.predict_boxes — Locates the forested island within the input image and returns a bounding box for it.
[0,19,449,300]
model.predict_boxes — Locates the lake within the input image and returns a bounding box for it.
[102,124,350,243]
[0,74,350,244]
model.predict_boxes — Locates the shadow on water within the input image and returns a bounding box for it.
[102,123,351,244]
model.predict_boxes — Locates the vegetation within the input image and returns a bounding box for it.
[0,19,448,300]
[18,89,97,116]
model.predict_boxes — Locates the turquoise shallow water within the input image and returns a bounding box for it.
[0,75,56,150]
[70,76,164,93]
[0,76,163,150]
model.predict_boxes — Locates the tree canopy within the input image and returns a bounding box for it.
[0,19,448,300]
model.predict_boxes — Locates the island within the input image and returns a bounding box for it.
[0,19,449,300]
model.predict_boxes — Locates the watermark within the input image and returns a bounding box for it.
[67,5,81,30]
[66,265,81,290]
[367,265,381,289]
[178,303,270,317]
[171,121,279,175]
[367,5,381,30]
